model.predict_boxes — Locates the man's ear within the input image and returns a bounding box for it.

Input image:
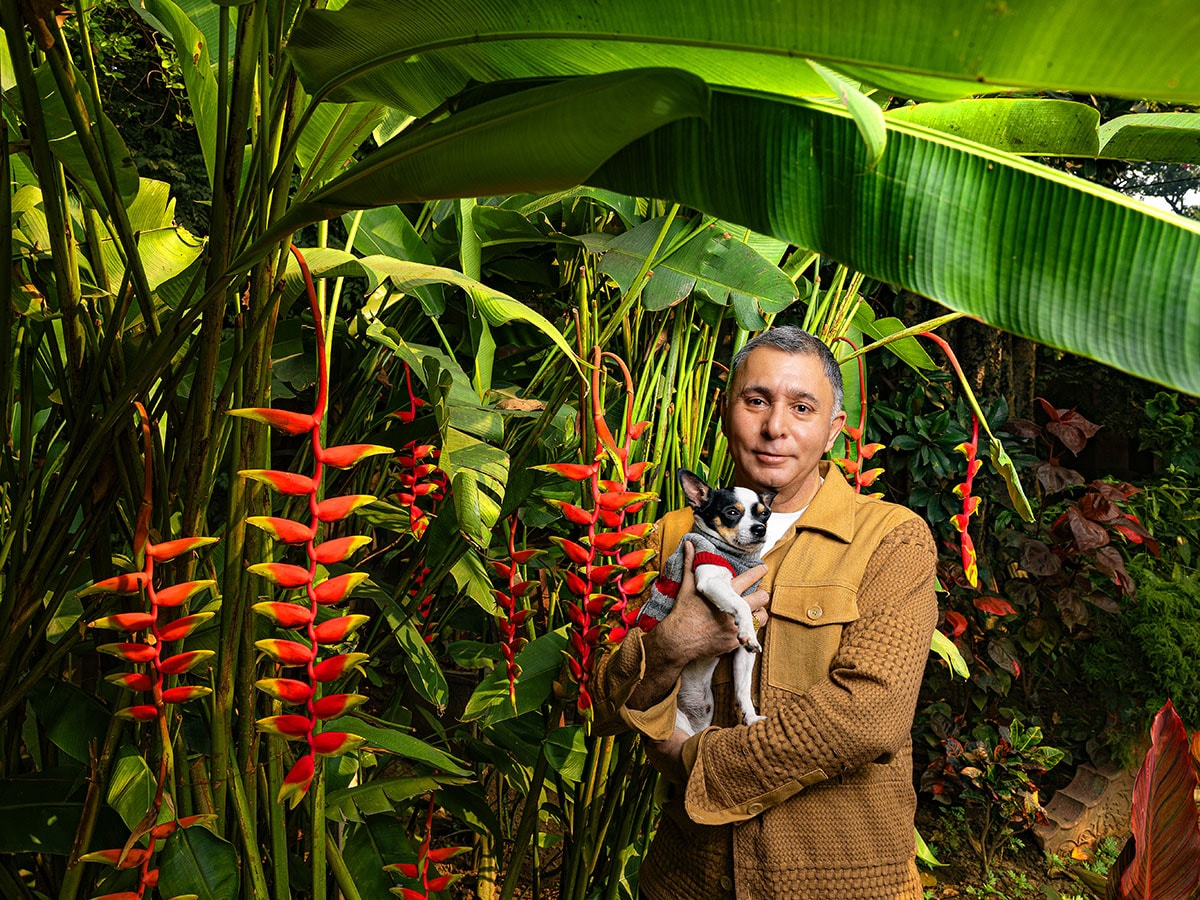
[676,469,711,510]
[825,410,848,453]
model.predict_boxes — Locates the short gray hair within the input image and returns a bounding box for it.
[728,326,844,417]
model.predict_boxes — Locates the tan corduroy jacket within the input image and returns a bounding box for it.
[593,464,938,899]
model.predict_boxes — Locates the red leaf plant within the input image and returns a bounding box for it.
[230,246,389,807]
[77,403,218,898]
[1106,700,1200,900]
[384,792,469,898]
[828,337,887,494]
[488,515,542,707]
[537,348,657,715]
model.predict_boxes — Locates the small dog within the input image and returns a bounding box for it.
[637,469,774,735]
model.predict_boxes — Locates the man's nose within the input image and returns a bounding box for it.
[761,402,786,436]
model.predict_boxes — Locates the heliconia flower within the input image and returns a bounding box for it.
[319,443,393,469]
[80,847,152,869]
[157,649,215,674]
[315,494,376,522]
[248,562,312,588]
[252,601,314,628]
[950,514,971,533]
[860,442,886,460]
[154,579,217,608]
[547,499,593,526]
[311,693,368,720]
[395,888,429,900]
[312,572,368,605]
[149,814,216,840]
[534,462,600,481]
[312,652,370,682]
[312,614,370,644]
[961,532,979,588]
[624,460,652,482]
[146,536,219,562]
[256,714,313,739]
[619,571,657,595]
[255,678,314,704]
[856,467,884,488]
[91,892,142,900]
[596,490,654,511]
[89,612,155,632]
[106,672,153,691]
[255,639,315,667]
[551,537,592,565]
[116,704,160,721]
[227,407,317,435]
[313,535,372,564]
[310,731,366,756]
[238,469,318,495]
[156,612,215,643]
[161,685,211,704]
[617,548,655,569]
[587,564,624,584]
[77,571,149,597]
[246,516,315,543]
[278,753,316,808]
[386,863,421,879]
[98,642,158,663]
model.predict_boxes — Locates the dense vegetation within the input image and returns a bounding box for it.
[3,2,1200,898]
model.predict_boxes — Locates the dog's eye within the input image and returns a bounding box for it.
[725,507,740,519]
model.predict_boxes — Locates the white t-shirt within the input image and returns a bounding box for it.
[762,479,821,554]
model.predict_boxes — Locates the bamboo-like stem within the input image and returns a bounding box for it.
[326,828,364,900]
[229,764,272,898]
[497,738,553,900]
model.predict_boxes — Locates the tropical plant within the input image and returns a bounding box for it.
[5,1,1200,897]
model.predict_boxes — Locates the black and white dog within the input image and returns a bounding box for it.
[636,469,774,735]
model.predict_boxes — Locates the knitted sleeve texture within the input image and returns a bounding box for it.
[683,516,937,822]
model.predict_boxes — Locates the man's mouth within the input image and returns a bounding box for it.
[753,450,789,463]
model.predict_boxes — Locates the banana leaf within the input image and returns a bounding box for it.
[285,0,1200,110]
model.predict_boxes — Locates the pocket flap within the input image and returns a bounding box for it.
[769,583,859,627]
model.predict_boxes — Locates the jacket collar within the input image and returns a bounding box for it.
[792,461,855,543]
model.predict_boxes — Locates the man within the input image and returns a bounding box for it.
[593,326,938,899]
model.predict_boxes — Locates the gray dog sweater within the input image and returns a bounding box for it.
[635,530,765,631]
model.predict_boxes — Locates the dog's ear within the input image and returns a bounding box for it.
[760,489,778,510]
[677,469,711,510]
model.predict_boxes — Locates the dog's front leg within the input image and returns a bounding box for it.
[731,645,765,726]
[694,565,761,653]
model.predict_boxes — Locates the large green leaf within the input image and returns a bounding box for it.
[235,68,709,267]
[588,215,798,328]
[326,773,465,823]
[286,0,1200,111]
[106,744,156,832]
[887,99,1101,157]
[27,679,110,765]
[586,89,1200,395]
[323,716,471,775]
[0,768,88,854]
[1100,113,1200,164]
[158,825,240,900]
[462,627,568,726]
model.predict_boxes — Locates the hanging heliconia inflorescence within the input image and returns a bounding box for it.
[383,792,469,898]
[488,515,542,706]
[230,245,391,807]
[829,337,886,494]
[537,349,656,714]
[77,402,217,899]
[392,363,450,539]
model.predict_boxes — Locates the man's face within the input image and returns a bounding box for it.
[722,346,847,513]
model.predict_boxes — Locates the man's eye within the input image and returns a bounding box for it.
[794,404,810,413]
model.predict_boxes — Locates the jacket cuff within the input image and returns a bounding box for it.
[683,728,826,825]
[592,629,680,741]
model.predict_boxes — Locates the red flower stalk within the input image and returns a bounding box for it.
[538,348,656,715]
[488,515,541,706]
[384,793,469,898]
[231,246,389,807]
[828,337,886,493]
[78,403,217,898]
[392,364,450,538]
[919,332,985,589]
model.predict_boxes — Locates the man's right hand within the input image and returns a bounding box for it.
[627,541,769,711]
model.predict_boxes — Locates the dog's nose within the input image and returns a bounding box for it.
[750,523,766,538]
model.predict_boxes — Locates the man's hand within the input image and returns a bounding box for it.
[627,541,769,711]
[645,727,691,784]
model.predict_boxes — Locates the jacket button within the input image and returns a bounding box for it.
[806,605,823,620]
[747,801,764,814]
[719,875,733,890]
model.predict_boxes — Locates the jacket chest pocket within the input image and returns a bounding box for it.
[765,583,859,695]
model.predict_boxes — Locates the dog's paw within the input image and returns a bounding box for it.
[739,631,762,653]
[741,712,767,727]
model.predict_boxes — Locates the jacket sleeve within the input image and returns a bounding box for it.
[680,516,938,824]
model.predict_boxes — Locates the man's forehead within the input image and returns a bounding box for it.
[730,348,833,398]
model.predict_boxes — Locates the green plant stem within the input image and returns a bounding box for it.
[497,740,553,900]
[229,763,271,898]
[326,829,363,900]
[312,767,328,900]
[267,732,291,900]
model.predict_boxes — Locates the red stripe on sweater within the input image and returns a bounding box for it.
[654,576,680,598]
[693,551,737,574]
